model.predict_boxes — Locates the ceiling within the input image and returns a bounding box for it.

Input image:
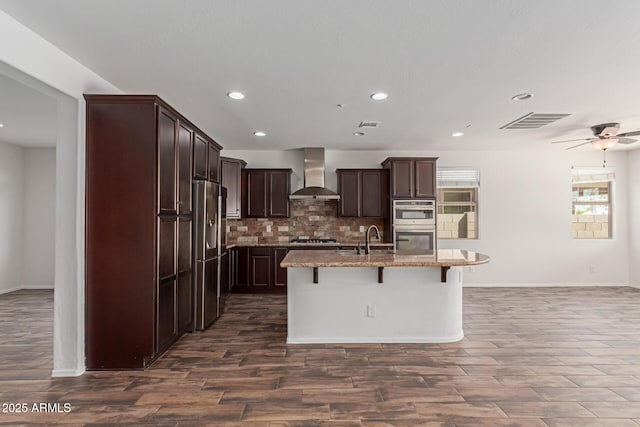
[1,0,640,151]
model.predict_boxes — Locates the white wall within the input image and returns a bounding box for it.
[629,150,640,289]
[0,141,24,293]
[1,9,122,376]
[23,148,56,289]
[225,148,630,286]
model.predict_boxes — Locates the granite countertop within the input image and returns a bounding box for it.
[280,249,490,268]
[227,242,394,249]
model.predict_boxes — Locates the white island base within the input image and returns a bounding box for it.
[286,266,464,344]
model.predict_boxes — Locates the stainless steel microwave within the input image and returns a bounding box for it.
[393,199,436,226]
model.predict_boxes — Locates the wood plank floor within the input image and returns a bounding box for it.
[1,287,639,426]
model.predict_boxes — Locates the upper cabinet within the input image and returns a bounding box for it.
[337,169,389,218]
[242,169,292,218]
[381,157,437,199]
[220,157,247,219]
[193,132,222,183]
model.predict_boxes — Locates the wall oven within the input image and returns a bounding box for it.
[393,226,436,252]
[393,200,435,226]
[393,200,436,252]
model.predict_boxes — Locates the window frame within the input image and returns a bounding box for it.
[436,167,480,240]
[570,166,615,240]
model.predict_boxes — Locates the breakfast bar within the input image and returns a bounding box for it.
[280,249,489,344]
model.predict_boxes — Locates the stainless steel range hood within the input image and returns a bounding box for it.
[289,148,340,200]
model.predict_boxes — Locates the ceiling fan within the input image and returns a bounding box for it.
[551,122,640,150]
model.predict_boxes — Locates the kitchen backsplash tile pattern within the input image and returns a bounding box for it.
[227,200,384,245]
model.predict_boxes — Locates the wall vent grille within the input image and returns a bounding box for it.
[358,121,380,128]
[500,112,571,129]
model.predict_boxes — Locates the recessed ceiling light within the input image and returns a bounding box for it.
[370,92,388,101]
[511,93,533,101]
[353,132,365,136]
[451,132,464,137]
[0,123,3,128]
[253,131,266,137]
[227,91,245,100]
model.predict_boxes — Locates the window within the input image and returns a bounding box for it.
[571,167,614,239]
[436,168,479,239]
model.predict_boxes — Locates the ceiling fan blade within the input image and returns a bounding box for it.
[617,137,637,144]
[551,138,592,144]
[566,141,592,150]
[616,130,640,137]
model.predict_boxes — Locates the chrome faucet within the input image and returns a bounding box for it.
[364,225,380,254]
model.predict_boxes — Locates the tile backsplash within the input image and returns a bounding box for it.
[226,200,384,245]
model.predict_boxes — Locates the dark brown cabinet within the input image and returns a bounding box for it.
[208,139,220,183]
[337,169,389,218]
[192,132,222,182]
[193,134,208,180]
[242,169,292,218]
[381,157,437,199]
[229,246,288,293]
[85,95,217,370]
[249,248,271,288]
[273,248,289,288]
[220,157,247,219]
[229,246,249,291]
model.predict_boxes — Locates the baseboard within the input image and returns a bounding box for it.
[463,282,629,288]
[0,286,22,295]
[51,368,84,378]
[21,284,54,290]
[287,332,464,345]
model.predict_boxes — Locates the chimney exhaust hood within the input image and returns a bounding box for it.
[289,148,340,200]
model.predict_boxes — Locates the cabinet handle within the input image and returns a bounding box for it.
[177,201,183,206]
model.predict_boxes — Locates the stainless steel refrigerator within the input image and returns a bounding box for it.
[193,180,227,331]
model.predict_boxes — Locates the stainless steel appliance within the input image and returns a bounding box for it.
[392,200,436,251]
[193,180,227,331]
[393,199,436,225]
[393,226,436,252]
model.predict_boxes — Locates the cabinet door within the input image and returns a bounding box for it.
[158,218,176,281]
[273,248,288,288]
[208,142,220,183]
[177,218,192,333]
[158,108,177,214]
[177,123,193,215]
[414,160,435,198]
[390,160,414,198]
[361,170,388,218]
[219,252,229,314]
[338,171,361,217]
[193,134,208,179]
[268,170,290,217]
[228,249,237,292]
[221,159,241,218]
[245,170,267,217]
[157,278,177,352]
[236,247,249,288]
[249,248,271,288]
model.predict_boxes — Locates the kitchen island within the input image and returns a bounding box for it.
[280,249,489,344]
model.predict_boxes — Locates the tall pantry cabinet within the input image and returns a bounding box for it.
[85,95,221,369]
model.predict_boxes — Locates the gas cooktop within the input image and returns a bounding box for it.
[290,237,338,244]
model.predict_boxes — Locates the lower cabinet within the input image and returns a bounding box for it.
[229,246,288,293]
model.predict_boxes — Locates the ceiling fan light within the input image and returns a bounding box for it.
[592,138,618,150]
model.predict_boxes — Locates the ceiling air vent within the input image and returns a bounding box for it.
[358,121,380,128]
[500,112,571,129]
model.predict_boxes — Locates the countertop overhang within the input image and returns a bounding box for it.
[281,249,490,283]
[280,249,490,268]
